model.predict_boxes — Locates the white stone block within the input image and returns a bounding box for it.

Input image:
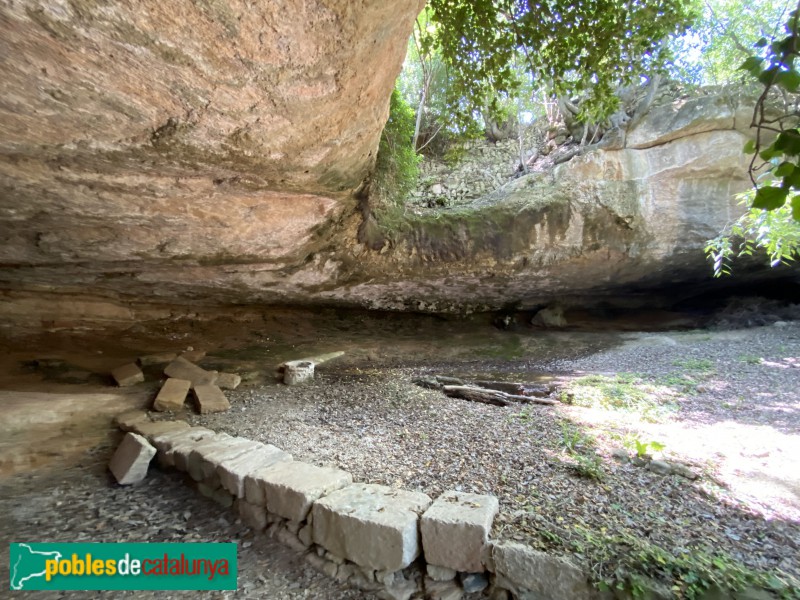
[109,432,156,485]
[153,378,191,412]
[150,426,214,454]
[421,491,499,572]
[130,419,190,442]
[217,445,292,498]
[261,461,352,522]
[171,432,232,472]
[163,356,217,388]
[192,384,230,413]
[237,500,267,531]
[112,363,144,387]
[186,437,256,482]
[492,542,592,600]
[312,483,431,571]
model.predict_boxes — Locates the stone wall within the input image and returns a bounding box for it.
[113,411,779,600]
[115,411,600,600]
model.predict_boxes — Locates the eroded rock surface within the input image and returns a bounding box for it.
[0,2,794,320]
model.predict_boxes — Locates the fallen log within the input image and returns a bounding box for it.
[442,385,556,406]
[442,385,512,406]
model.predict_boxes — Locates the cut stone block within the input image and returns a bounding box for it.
[186,437,256,483]
[172,433,232,472]
[129,419,189,442]
[427,564,457,582]
[237,499,268,530]
[198,482,233,507]
[164,356,217,388]
[157,428,217,469]
[217,445,293,498]
[283,360,314,385]
[114,410,150,432]
[112,363,144,387]
[109,432,156,485]
[216,372,242,390]
[153,378,191,412]
[192,384,230,414]
[150,426,215,455]
[421,491,499,572]
[261,461,352,522]
[492,542,592,600]
[312,483,431,571]
[138,352,177,366]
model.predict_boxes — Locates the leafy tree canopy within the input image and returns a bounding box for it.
[423,0,698,125]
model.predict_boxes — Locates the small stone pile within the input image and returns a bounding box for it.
[109,411,598,600]
[110,349,242,415]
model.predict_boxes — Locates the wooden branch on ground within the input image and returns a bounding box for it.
[442,385,556,407]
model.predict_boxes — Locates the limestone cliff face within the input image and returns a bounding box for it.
[0,0,422,301]
[0,4,787,321]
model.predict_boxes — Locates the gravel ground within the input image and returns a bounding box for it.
[1,313,798,597]
[188,322,800,593]
[0,459,377,599]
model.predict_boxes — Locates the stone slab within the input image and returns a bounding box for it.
[152,427,217,471]
[186,437,256,482]
[237,499,267,530]
[138,352,178,366]
[163,356,217,388]
[192,384,230,414]
[171,432,231,472]
[217,445,293,498]
[129,419,190,442]
[261,461,352,522]
[492,542,592,600]
[114,409,150,432]
[311,483,431,571]
[153,378,191,412]
[216,372,242,390]
[109,432,156,485]
[150,426,215,455]
[112,363,144,387]
[421,491,499,572]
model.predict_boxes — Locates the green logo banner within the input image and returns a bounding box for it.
[9,543,237,590]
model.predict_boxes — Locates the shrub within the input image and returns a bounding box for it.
[372,88,420,206]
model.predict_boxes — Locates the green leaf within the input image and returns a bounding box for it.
[755,37,768,48]
[759,145,779,161]
[743,139,757,154]
[774,129,800,155]
[775,161,796,177]
[758,66,779,85]
[740,56,764,77]
[776,70,800,92]
[752,186,788,211]
[792,196,800,221]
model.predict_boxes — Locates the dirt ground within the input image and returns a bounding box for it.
[0,305,798,597]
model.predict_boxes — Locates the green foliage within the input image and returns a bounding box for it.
[559,420,594,454]
[568,454,605,481]
[669,0,793,85]
[559,374,678,422]
[672,358,716,373]
[372,89,420,205]
[556,420,605,480]
[422,0,698,128]
[706,193,800,275]
[575,527,800,599]
[737,5,800,220]
[630,437,666,458]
